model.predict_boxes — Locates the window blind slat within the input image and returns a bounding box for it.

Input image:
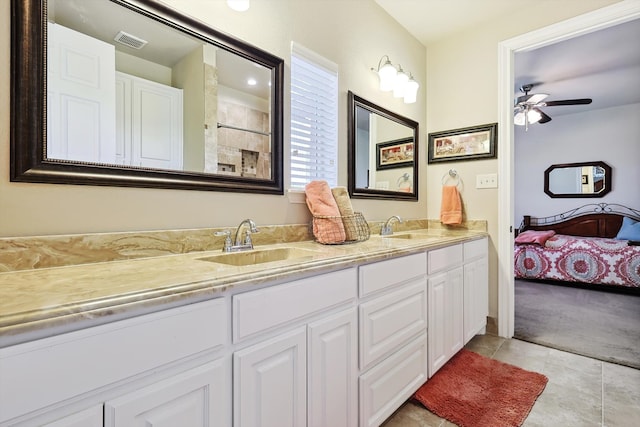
[290,45,337,189]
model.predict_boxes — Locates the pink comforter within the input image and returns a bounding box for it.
[514,234,640,288]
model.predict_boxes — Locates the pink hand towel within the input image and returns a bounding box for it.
[440,185,463,225]
[305,181,346,243]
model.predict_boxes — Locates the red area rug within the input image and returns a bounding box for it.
[413,349,548,427]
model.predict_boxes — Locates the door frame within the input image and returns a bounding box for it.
[496,0,640,338]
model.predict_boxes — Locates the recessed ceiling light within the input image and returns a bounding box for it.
[227,0,250,12]
[247,78,257,86]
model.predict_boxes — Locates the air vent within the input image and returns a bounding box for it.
[113,31,148,49]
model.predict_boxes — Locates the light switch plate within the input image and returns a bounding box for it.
[476,173,498,189]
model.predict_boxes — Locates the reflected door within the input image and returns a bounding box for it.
[47,23,116,164]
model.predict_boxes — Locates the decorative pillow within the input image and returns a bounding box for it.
[615,217,640,241]
[515,230,556,245]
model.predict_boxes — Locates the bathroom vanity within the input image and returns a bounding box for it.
[0,227,488,427]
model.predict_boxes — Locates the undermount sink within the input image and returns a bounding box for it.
[198,247,318,266]
[383,233,438,240]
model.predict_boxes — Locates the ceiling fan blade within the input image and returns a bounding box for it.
[516,93,548,105]
[527,93,549,104]
[544,98,592,106]
[536,108,552,124]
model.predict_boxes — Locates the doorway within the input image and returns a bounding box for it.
[496,1,640,338]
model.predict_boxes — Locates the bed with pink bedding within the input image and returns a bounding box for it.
[514,203,640,290]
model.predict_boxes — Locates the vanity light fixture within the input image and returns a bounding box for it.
[374,55,397,92]
[372,55,419,104]
[227,0,250,12]
[404,74,419,104]
[393,65,409,98]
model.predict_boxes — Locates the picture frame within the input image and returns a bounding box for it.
[427,123,497,164]
[376,137,414,170]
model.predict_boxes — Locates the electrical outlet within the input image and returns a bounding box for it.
[476,173,498,189]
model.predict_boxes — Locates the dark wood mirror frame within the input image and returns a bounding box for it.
[544,161,612,198]
[10,0,284,194]
[347,91,419,201]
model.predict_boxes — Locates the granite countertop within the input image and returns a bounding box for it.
[0,225,486,347]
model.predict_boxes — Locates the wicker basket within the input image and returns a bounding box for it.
[311,212,370,244]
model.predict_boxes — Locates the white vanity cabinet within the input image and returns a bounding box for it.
[427,237,489,377]
[1,235,489,427]
[463,238,489,343]
[232,268,358,427]
[427,245,464,377]
[41,406,103,427]
[104,358,229,427]
[0,299,229,427]
[358,253,429,427]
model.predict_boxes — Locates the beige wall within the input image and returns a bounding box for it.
[0,0,620,317]
[1,0,426,237]
[424,0,620,318]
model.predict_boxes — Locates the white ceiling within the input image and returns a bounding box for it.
[375,0,640,118]
[50,0,271,99]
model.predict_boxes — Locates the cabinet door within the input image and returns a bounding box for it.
[234,328,306,427]
[428,267,463,377]
[131,79,183,170]
[308,309,358,427]
[464,256,489,343]
[42,405,103,427]
[359,332,428,427]
[104,358,230,427]
[47,23,116,164]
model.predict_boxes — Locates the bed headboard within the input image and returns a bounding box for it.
[520,203,640,238]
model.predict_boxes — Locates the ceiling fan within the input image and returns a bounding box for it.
[514,84,592,130]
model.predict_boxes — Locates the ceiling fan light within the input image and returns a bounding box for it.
[514,111,526,126]
[393,66,409,98]
[378,58,397,92]
[527,109,542,124]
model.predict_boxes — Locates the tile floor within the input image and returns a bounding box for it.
[382,335,640,427]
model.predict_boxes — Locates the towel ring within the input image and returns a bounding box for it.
[442,169,462,188]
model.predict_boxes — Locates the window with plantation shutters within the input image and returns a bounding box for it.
[290,43,338,189]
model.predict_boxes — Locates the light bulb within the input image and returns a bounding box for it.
[378,59,397,92]
[527,109,542,124]
[403,75,419,103]
[393,66,408,98]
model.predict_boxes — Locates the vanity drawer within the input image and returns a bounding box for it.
[232,268,357,342]
[359,331,428,427]
[359,252,427,297]
[0,298,227,423]
[464,237,487,261]
[428,244,463,274]
[359,279,427,370]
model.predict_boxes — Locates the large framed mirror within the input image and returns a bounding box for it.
[544,161,612,198]
[11,0,284,194]
[347,91,419,200]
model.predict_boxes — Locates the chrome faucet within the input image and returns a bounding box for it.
[214,219,259,252]
[381,215,402,236]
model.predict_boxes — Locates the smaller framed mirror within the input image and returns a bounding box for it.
[347,91,419,200]
[544,161,612,198]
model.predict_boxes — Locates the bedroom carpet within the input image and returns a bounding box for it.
[515,279,640,369]
[412,349,548,427]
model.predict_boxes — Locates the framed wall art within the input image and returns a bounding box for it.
[427,123,497,164]
[376,137,414,170]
